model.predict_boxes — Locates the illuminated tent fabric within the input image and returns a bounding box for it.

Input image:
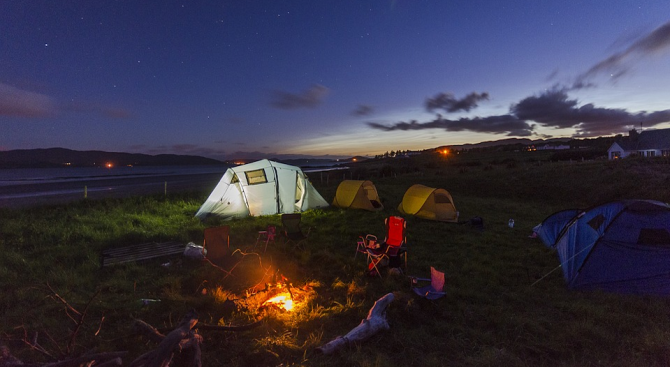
[536,200,670,295]
[397,184,458,222]
[533,209,580,247]
[332,180,383,211]
[195,159,329,220]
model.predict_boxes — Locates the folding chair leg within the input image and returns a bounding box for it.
[367,257,383,278]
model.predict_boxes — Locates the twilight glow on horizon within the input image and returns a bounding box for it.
[2,1,670,160]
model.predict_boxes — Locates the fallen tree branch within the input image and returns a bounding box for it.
[129,310,199,367]
[133,320,166,344]
[46,283,81,317]
[66,290,101,355]
[22,330,57,361]
[44,351,128,367]
[0,345,126,367]
[1,344,24,367]
[316,293,394,355]
[176,333,202,367]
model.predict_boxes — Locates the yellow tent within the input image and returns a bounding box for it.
[332,180,384,211]
[398,184,458,222]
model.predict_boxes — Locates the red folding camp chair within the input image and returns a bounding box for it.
[365,216,408,277]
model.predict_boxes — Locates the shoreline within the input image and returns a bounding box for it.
[0,172,222,209]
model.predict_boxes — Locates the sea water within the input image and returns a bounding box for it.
[0,165,229,187]
[0,165,230,201]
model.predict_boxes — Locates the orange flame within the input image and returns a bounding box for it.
[263,293,294,311]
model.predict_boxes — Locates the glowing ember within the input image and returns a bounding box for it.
[263,293,294,311]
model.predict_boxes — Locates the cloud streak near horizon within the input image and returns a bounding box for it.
[0,83,57,118]
[573,20,670,88]
[370,22,670,139]
[270,84,330,110]
[0,82,131,119]
[425,92,489,113]
[369,89,670,137]
[352,104,374,116]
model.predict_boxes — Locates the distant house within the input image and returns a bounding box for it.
[607,128,670,160]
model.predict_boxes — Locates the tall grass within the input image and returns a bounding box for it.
[1,157,670,366]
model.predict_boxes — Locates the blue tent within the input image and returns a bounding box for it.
[536,200,670,295]
[533,209,580,247]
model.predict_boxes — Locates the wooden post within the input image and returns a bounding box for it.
[164,181,167,196]
[84,185,87,199]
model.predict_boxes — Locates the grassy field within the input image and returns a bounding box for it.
[1,152,670,366]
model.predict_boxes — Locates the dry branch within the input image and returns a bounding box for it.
[0,345,126,367]
[129,310,199,367]
[1,345,24,367]
[316,293,394,355]
[44,351,127,367]
[133,320,165,344]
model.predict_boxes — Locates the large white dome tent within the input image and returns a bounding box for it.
[195,159,329,220]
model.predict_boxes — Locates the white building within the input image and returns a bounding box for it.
[607,128,670,159]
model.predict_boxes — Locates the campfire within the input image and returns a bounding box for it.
[255,273,313,314]
[262,293,294,311]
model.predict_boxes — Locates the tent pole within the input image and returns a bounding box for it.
[273,166,280,214]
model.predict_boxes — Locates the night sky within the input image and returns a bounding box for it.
[2,1,670,161]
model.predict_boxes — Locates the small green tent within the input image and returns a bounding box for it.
[332,180,383,211]
[398,184,458,222]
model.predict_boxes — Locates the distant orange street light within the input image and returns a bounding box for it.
[106,162,113,168]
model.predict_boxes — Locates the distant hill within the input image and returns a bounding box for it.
[435,135,618,152]
[439,137,572,150]
[0,148,224,168]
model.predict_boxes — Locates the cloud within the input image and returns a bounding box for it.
[270,84,330,110]
[367,114,533,136]
[0,83,57,117]
[512,89,670,136]
[0,82,132,119]
[425,92,489,113]
[574,21,670,87]
[370,88,670,138]
[352,104,374,116]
